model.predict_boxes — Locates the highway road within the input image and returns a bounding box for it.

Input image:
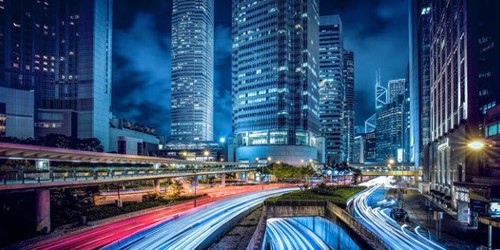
[265,218,331,250]
[27,184,293,250]
[103,188,296,250]
[351,177,445,250]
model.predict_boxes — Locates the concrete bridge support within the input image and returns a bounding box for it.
[221,173,226,187]
[191,177,198,189]
[36,189,51,233]
[153,179,161,193]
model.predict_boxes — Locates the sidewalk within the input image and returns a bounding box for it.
[402,190,484,250]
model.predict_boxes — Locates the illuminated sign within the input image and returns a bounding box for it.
[397,149,403,163]
[490,202,500,217]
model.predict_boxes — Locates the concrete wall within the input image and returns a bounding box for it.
[247,201,390,250]
[266,204,325,218]
[286,216,360,250]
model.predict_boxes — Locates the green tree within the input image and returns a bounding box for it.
[168,179,184,198]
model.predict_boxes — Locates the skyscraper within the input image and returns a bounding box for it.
[343,50,355,163]
[409,0,431,171]
[387,79,407,103]
[171,0,214,142]
[376,97,404,163]
[0,0,113,150]
[319,15,345,164]
[375,69,387,110]
[232,0,320,165]
[352,134,365,164]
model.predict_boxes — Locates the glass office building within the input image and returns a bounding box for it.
[232,0,320,165]
[171,0,214,142]
[319,15,345,164]
[0,0,113,150]
[409,0,431,170]
[343,50,355,163]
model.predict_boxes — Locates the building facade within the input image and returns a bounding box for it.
[409,0,431,171]
[343,50,355,163]
[158,141,224,162]
[376,98,404,163]
[232,0,320,165]
[170,0,214,142]
[387,79,407,103]
[319,15,345,164]
[0,0,113,150]
[109,118,159,156]
[352,133,365,164]
[365,131,376,163]
[425,0,500,222]
[0,86,34,138]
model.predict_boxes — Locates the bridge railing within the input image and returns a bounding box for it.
[0,166,257,185]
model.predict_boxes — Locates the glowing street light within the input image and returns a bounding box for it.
[388,158,395,165]
[203,150,209,161]
[468,140,485,151]
[267,156,272,162]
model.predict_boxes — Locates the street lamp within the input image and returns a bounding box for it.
[204,150,210,161]
[468,140,485,151]
[256,157,264,190]
[388,158,395,165]
[192,172,198,207]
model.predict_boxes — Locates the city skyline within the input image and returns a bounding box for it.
[1,1,500,249]
[112,0,408,139]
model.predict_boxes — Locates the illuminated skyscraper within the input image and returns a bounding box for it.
[318,15,345,164]
[343,50,355,163]
[171,0,214,142]
[232,0,320,165]
[375,69,387,110]
[418,0,500,220]
[0,0,113,150]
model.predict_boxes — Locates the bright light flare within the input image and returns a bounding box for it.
[468,140,485,151]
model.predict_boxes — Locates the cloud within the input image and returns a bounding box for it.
[112,13,171,135]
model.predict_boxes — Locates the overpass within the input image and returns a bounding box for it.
[0,142,258,193]
[0,142,260,233]
[350,163,421,177]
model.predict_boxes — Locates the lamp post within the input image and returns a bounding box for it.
[193,172,197,208]
[204,150,210,162]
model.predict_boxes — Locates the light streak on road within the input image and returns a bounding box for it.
[103,188,297,250]
[265,218,331,250]
[414,226,445,250]
[28,185,291,250]
[351,177,445,250]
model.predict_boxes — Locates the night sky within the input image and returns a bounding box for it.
[112,0,408,139]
